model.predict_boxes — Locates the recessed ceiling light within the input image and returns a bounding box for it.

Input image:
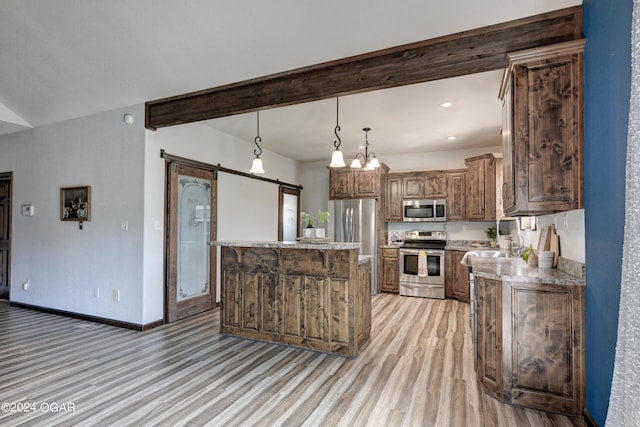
[447,136,457,141]
[441,102,453,108]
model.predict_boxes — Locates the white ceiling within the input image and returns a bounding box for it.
[0,0,581,160]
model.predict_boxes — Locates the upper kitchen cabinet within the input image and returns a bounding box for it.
[465,154,496,221]
[499,40,585,216]
[384,174,403,222]
[446,170,467,222]
[402,172,447,199]
[329,165,389,200]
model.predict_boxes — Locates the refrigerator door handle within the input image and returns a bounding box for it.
[348,207,354,242]
[343,207,350,243]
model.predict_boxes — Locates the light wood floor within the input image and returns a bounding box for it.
[0,295,586,427]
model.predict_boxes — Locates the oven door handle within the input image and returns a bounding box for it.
[399,248,444,255]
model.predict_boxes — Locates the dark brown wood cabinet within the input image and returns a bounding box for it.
[380,248,399,293]
[445,250,470,302]
[329,165,388,200]
[220,245,372,357]
[465,154,496,221]
[446,170,466,221]
[402,172,447,199]
[475,275,585,416]
[329,168,355,199]
[499,40,585,215]
[476,277,503,399]
[383,175,403,222]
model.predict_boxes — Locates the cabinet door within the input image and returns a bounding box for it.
[402,175,424,199]
[451,252,470,302]
[446,172,466,221]
[502,40,584,215]
[424,173,447,198]
[329,168,353,199]
[445,251,455,298]
[516,54,583,212]
[282,274,304,339]
[380,249,399,293]
[445,250,470,302]
[476,277,502,399]
[466,159,485,220]
[502,77,516,213]
[465,155,496,221]
[222,270,241,328]
[384,176,403,222]
[505,283,585,416]
[354,169,379,198]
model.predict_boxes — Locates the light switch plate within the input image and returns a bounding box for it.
[22,205,34,216]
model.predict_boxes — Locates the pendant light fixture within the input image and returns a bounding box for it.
[329,97,346,168]
[350,127,380,170]
[250,110,265,174]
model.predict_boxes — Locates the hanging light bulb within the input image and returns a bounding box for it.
[350,127,380,170]
[329,97,346,168]
[250,111,265,174]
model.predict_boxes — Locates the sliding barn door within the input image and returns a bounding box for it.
[166,161,217,322]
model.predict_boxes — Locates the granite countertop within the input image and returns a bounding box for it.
[210,240,361,250]
[469,257,585,286]
[358,255,374,264]
[445,239,496,252]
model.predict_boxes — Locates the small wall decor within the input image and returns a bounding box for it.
[60,186,91,225]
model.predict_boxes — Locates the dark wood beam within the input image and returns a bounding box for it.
[145,6,582,130]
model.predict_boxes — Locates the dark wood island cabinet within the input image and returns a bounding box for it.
[212,241,372,357]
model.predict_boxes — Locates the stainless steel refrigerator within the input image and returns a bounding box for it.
[328,199,378,294]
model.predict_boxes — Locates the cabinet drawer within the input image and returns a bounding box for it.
[382,248,399,258]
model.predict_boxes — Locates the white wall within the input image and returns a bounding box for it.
[0,105,147,323]
[143,122,300,319]
[529,209,585,263]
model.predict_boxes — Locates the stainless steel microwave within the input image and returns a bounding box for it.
[402,199,446,222]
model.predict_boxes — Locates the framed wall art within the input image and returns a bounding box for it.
[60,186,91,221]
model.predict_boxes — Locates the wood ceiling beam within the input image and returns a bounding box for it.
[145,6,581,130]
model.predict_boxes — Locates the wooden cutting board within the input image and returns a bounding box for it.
[549,232,559,267]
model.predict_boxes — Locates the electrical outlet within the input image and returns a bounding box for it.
[113,290,120,302]
[154,220,161,231]
[462,225,468,232]
[23,280,30,291]
[120,220,129,231]
[94,288,100,298]
[564,213,569,230]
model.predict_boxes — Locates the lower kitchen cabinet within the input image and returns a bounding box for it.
[380,248,399,293]
[445,250,470,302]
[475,276,585,416]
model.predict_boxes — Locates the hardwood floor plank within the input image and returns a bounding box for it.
[0,296,586,427]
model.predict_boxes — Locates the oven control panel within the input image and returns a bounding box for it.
[404,230,447,241]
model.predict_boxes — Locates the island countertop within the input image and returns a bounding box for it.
[210,240,361,250]
[469,257,585,286]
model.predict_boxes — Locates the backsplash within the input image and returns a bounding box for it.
[387,221,498,242]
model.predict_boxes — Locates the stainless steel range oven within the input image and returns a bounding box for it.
[399,231,446,299]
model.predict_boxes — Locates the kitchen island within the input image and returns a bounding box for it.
[469,256,585,416]
[211,241,372,357]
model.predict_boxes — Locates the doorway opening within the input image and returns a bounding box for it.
[0,172,12,301]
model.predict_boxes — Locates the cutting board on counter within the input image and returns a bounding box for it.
[537,224,560,267]
[548,225,560,267]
